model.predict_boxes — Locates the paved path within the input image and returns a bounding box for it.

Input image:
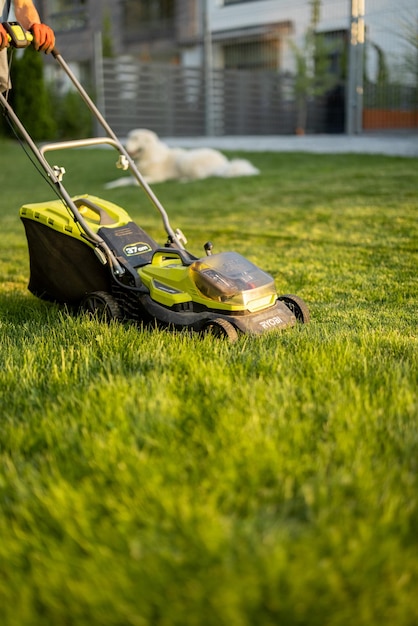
[164,132,418,157]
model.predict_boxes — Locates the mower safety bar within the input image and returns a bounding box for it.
[40,137,122,154]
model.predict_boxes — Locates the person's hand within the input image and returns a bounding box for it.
[30,23,55,54]
[0,23,9,50]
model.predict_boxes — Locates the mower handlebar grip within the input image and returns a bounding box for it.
[73,198,117,226]
[3,21,60,56]
[3,22,33,48]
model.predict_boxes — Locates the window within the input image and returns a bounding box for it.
[48,0,88,32]
[224,39,279,70]
[223,0,263,5]
[121,0,175,42]
[315,30,348,80]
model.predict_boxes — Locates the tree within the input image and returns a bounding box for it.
[403,17,418,86]
[10,47,57,141]
[102,11,115,59]
[290,0,339,134]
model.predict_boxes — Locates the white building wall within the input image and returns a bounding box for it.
[209,0,348,74]
[205,0,417,81]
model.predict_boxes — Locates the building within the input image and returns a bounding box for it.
[37,0,418,134]
[39,1,417,75]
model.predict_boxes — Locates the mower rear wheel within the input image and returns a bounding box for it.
[80,291,122,322]
[203,318,239,342]
[278,294,310,323]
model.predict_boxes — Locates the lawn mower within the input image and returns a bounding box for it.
[1,22,309,341]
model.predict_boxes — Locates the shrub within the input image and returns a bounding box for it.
[1,48,93,141]
[8,47,57,140]
[51,87,93,140]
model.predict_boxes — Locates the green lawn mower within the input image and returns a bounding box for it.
[1,22,309,342]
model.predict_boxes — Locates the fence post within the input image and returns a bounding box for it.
[203,0,215,136]
[93,30,106,137]
[346,0,365,134]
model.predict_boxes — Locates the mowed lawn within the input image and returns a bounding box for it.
[0,139,417,626]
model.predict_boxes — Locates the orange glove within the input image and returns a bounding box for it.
[30,23,55,54]
[0,23,9,50]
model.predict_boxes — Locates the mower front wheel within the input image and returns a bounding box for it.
[278,294,310,324]
[80,291,122,322]
[203,318,239,343]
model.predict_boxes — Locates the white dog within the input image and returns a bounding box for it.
[105,129,259,188]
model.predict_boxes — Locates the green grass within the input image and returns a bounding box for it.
[0,138,417,626]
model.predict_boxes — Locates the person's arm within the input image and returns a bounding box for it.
[13,0,40,30]
[13,0,55,52]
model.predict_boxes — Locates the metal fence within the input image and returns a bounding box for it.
[362,0,418,131]
[101,60,306,137]
[94,0,417,136]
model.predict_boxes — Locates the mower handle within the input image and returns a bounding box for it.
[151,249,195,266]
[3,22,33,48]
[3,21,59,55]
[73,198,117,226]
[2,22,185,252]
